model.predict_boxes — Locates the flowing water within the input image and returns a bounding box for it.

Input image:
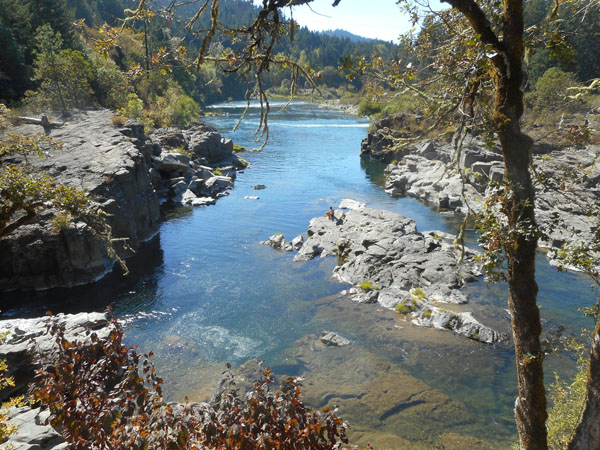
[2,102,596,448]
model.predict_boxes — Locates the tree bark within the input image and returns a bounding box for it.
[440,0,548,447]
[498,1,548,449]
[568,321,600,450]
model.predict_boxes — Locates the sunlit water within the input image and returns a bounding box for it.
[2,102,596,448]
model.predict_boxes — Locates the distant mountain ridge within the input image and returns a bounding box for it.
[319,29,374,42]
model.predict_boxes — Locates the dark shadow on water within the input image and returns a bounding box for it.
[360,157,388,188]
[0,235,165,319]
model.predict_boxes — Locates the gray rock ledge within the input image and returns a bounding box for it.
[264,207,505,344]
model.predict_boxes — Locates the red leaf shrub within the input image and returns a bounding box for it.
[32,319,349,449]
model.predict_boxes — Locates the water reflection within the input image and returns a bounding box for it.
[0,235,165,318]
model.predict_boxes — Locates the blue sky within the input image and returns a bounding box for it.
[288,0,411,42]
[253,0,414,42]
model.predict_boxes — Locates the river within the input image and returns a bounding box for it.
[2,101,596,448]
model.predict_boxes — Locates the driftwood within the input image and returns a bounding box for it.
[14,115,65,129]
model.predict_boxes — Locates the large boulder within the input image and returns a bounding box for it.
[188,131,234,163]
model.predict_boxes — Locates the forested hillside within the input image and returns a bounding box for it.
[1,0,598,126]
[0,0,399,128]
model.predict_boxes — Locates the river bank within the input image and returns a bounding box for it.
[0,109,246,292]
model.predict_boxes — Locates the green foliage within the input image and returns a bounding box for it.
[528,67,583,113]
[32,320,349,449]
[0,165,87,238]
[357,99,383,117]
[89,53,129,109]
[395,303,414,315]
[359,280,380,291]
[547,338,588,449]
[0,134,62,162]
[26,25,94,112]
[116,93,153,133]
[51,211,73,232]
[422,310,432,319]
[0,332,26,445]
[0,133,127,272]
[117,93,143,120]
[148,86,201,127]
[411,288,427,300]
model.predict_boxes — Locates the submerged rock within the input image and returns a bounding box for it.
[320,331,351,347]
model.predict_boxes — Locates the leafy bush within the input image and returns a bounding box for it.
[411,288,427,301]
[116,93,154,133]
[89,54,130,110]
[117,93,144,121]
[362,282,372,291]
[51,211,72,232]
[147,86,201,128]
[395,304,413,315]
[546,338,588,449]
[528,67,585,113]
[0,332,26,445]
[357,99,383,117]
[110,114,126,127]
[32,320,349,449]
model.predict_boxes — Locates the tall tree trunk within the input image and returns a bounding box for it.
[497,1,548,447]
[50,54,67,115]
[568,321,600,450]
[442,0,549,444]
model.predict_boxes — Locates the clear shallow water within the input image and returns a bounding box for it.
[2,102,597,447]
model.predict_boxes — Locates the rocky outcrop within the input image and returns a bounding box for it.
[260,233,304,252]
[0,110,160,291]
[361,112,600,251]
[3,407,67,450]
[1,110,247,291]
[0,312,112,402]
[0,313,111,449]
[264,205,504,344]
[383,137,502,216]
[381,136,600,249]
[360,114,426,162]
[148,124,247,207]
